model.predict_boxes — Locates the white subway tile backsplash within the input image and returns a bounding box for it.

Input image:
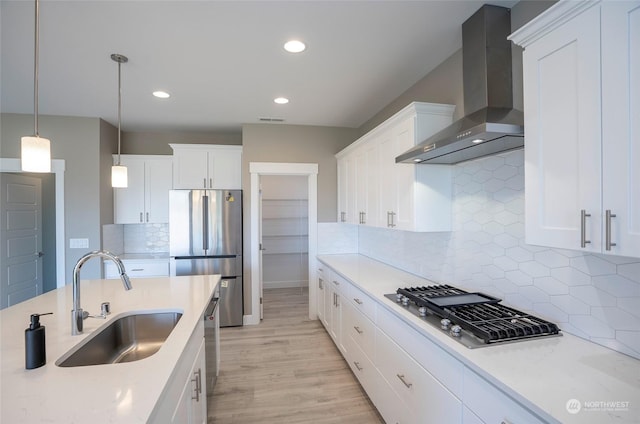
[320,149,640,359]
[617,263,640,283]
[570,315,615,339]
[592,275,640,297]
[570,255,617,276]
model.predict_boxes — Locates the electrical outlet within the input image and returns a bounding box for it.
[69,238,89,249]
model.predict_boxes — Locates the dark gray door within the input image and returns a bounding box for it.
[0,173,43,309]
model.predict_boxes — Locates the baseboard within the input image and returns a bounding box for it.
[264,280,309,289]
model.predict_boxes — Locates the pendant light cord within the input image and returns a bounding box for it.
[33,0,40,137]
[117,59,122,166]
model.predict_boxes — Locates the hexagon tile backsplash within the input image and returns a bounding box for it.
[322,149,640,360]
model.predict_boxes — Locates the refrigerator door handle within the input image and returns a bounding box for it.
[202,195,209,251]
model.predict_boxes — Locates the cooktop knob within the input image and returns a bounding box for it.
[440,318,451,330]
[395,293,403,303]
[418,306,427,317]
[450,325,462,338]
[401,296,410,306]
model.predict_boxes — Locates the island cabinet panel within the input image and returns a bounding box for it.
[150,320,205,424]
[511,0,640,257]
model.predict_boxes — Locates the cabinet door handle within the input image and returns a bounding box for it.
[130,268,144,272]
[146,212,149,222]
[139,212,143,223]
[203,178,207,188]
[387,211,391,227]
[332,280,339,286]
[354,298,363,305]
[353,361,363,371]
[362,212,366,224]
[335,294,339,307]
[580,209,591,248]
[353,326,363,334]
[191,368,201,401]
[319,279,323,290]
[390,211,396,227]
[209,178,213,188]
[341,211,346,222]
[605,210,617,251]
[396,374,412,389]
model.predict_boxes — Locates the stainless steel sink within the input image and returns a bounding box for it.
[57,311,182,367]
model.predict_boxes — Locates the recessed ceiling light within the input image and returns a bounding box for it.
[153,91,170,99]
[274,97,289,104]
[284,40,306,53]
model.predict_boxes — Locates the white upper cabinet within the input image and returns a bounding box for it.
[337,102,455,232]
[114,155,173,224]
[511,0,640,257]
[170,144,242,190]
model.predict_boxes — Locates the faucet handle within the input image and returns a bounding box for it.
[101,302,111,316]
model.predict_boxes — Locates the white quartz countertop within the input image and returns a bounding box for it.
[0,275,218,423]
[318,254,640,424]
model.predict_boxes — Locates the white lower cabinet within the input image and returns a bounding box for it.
[149,320,206,424]
[462,406,484,424]
[104,259,169,279]
[171,337,207,424]
[376,330,462,424]
[462,367,545,424]
[318,261,551,424]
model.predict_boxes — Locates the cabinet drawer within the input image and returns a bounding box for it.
[104,261,169,279]
[377,305,463,397]
[376,330,462,423]
[349,283,377,322]
[345,334,378,399]
[329,272,347,295]
[463,366,547,424]
[346,303,375,360]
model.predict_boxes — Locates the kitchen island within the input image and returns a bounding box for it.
[318,253,640,424]
[0,274,218,423]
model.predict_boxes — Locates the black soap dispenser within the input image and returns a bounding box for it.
[25,312,53,370]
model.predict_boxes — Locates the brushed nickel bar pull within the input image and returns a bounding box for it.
[353,326,363,334]
[396,374,412,389]
[203,178,206,188]
[139,212,143,223]
[353,361,363,371]
[606,210,617,251]
[146,212,149,222]
[580,209,591,248]
[354,298,363,305]
[390,211,396,227]
[387,211,391,227]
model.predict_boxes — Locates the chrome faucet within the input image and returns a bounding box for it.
[71,250,132,335]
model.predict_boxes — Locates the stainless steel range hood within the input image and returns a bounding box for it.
[397,5,523,165]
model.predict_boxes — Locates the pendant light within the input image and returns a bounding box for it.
[111,53,128,188]
[21,0,51,172]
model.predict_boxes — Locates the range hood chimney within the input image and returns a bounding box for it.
[396,5,523,165]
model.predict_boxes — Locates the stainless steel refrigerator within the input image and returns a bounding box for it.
[169,189,243,327]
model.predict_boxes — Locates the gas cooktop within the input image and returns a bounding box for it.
[385,284,561,349]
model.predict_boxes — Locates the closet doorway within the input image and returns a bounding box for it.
[248,162,318,325]
[260,175,309,292]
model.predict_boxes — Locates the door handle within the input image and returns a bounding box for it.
[202,195,209,251]
[37,251,44,257]
[605,210,617,251]
[139,212,143,223]
[580,209,591,248]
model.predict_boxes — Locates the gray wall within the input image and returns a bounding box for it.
[122,131,242,155]
[357,0,557,137]
[241,123,358,313]
[1,113,112,282]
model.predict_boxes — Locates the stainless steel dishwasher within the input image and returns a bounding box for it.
[203,288,220,395]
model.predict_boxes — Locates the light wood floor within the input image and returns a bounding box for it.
[208,287,385,424]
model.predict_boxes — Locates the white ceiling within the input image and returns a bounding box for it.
[1,0,516,134]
